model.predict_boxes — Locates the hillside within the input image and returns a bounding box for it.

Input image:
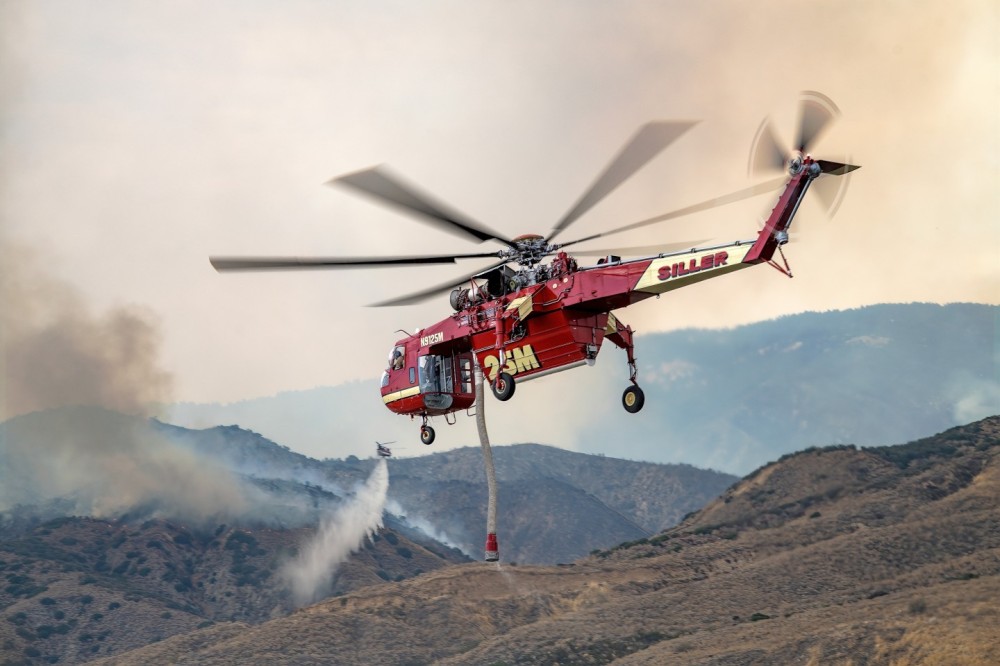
[88,417,1000,665]
[0,516,465,664]
[166,303,1000,474]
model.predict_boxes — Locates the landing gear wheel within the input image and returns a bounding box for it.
[622,385,645,413]
[492,372,516,401]
[420,426,435,446]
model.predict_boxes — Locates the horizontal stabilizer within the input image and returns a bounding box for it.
[816,160,861,176]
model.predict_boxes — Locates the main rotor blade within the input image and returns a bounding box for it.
[558,176,787,249]
[547,121,698,242]
[331,166,515,248]
[210,251,502,272]
[369,260,509,307]
[569,239,711,257]
[796,91,840,154]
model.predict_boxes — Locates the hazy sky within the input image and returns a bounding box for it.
[2,1,997,415]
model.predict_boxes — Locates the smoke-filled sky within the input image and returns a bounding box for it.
[1,1,997,418]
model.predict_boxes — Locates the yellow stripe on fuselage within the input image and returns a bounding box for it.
[382,386,420,404]
[633,243,753,294]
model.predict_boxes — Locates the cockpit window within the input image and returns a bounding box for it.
[379,370,389,388]
[388,346,405,371]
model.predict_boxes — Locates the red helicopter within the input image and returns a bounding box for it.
[212,92,858,445]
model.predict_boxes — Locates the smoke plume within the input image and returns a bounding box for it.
[0,407,251,521]
[283,458,389,606]
[385,498,466,555]
[951,378,1000,424]
[0,239,172,420]
[0,238,254,522]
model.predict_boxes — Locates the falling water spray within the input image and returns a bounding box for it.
[474,361,499,561]
[283,457,389,606]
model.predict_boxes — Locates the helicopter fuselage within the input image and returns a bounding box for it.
[379,156,824,432]
[380,240,751,415]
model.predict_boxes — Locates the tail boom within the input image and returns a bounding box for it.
[632,241,755,296]
[744,159,818,264]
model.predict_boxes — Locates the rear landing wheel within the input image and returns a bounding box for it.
[492,372,516,401]
[420,425,435,445]
[622,385,645,413]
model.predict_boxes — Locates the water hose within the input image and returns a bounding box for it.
[473,360,499,561]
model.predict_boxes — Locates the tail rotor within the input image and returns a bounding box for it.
[748,91,859,220]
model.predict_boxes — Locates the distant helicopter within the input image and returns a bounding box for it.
[212,92,858,446]
[376,441,394,458]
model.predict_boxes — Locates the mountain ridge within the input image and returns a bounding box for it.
[165,302,1000,473]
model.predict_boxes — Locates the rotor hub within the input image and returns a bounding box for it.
[508,233,552,267]
[788,154,804,176]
